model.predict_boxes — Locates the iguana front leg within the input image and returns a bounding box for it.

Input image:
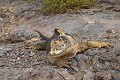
[54,58,71,68]
[78,41,112,52]
[25,37,46,50]
[47,55,71,68]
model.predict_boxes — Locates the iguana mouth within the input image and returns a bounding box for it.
[49,50,63,56]
[49,48,72,57]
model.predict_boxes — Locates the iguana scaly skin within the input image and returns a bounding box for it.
[25,37,46,50]
[25,28,112,67]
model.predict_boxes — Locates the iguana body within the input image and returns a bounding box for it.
[25,28,112,67]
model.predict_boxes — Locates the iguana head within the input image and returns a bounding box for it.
[49,28,74,57]
[50,35,71,57]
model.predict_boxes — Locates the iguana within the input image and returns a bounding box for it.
[25,28,112,67]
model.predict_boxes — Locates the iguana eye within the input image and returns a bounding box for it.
[61,44,65,47]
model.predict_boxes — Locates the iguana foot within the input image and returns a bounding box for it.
[25,37,46,50]
[55,59,71,68]
[48,54,71,68]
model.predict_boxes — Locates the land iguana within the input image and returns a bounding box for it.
[25,28,112,67]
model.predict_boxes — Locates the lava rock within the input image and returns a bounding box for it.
[9,24,40,42]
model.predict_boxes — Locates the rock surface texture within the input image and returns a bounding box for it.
[0,0,120,80]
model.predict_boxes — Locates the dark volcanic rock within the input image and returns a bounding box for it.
[9,24,40,42]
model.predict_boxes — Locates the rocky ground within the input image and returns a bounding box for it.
[0,0,120,80]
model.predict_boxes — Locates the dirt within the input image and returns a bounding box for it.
[0,0,120,80]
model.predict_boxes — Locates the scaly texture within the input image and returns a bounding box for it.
[25,28,112,67]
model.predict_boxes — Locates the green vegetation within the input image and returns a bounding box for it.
[42,0,95,15]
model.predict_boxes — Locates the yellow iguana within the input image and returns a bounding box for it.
[25,28,112,67]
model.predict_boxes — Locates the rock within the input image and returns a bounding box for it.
[17,57,21,60]
[18,66,76,80]
[0,68,21,80]
[29,51,35,56]
[96,0,120,5]
[0,11,9,32]
[14,0,43,19]
[111,70,120,80]
[101,3,114,10]
[83,70,95,80]
[74,70,84,80]
[58,69,76,80]
[0,0,120,80]
[9,24,40,42]
[85,59,94,69]
[0,45,12,56]
[111,63,120,71]
[37,14,88,35]
[96,71,113,80]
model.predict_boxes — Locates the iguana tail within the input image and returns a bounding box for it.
[34,30,49,40]
[77,41,112,52]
